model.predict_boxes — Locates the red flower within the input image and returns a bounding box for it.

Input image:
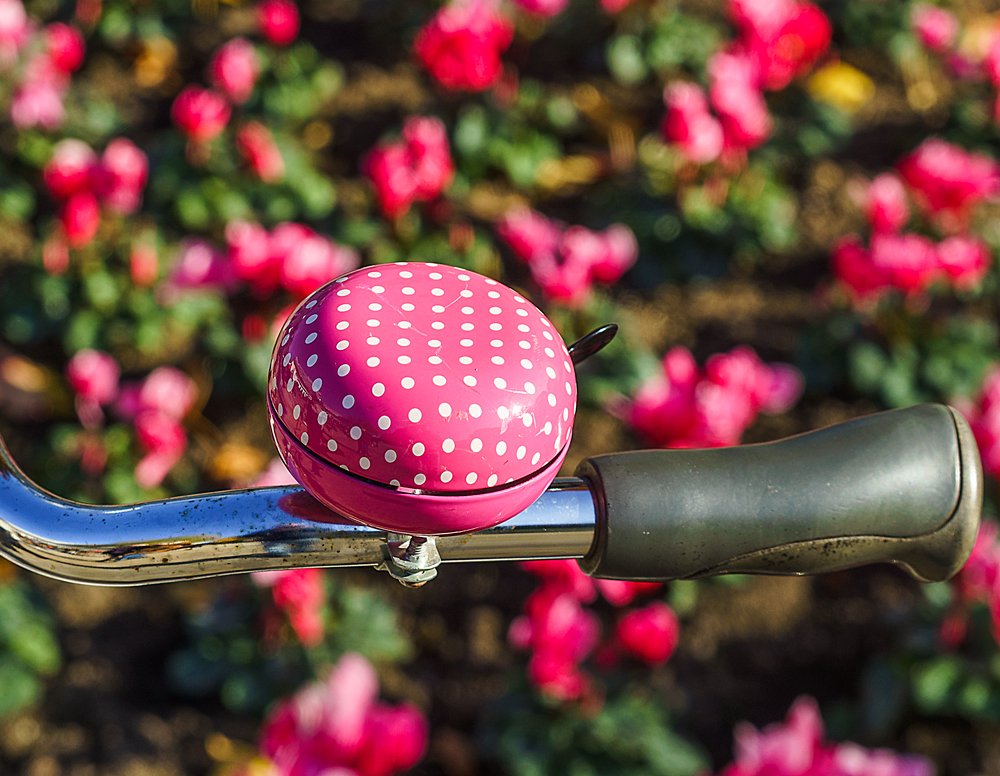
[937,235,991,291]
[44,139,97,200]
[44,23,85,73]
[170,86,231,143]
[257,0,299,46]
[863,173,909,234]
[227,220,279,296]
[708,50,772,152]
[615,602,679,666]
[730,0,831,90]
[869,231,940,296]
[60,190,100,248]
[208,37,258,104]
[413,0,513,92]
[509,0,568,18]
[236,121,285,182]
[97,137,148,214]
[661,82,724,165]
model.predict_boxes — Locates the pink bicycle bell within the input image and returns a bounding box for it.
[267,263,577,536]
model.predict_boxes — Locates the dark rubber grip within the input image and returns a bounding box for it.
[575,405,982,582]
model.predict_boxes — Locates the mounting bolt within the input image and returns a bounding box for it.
[378,534,441,587]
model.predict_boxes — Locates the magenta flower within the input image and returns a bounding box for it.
[208,37,259,103]
[936,235,991,290]
[911,4,959,54]
[168,238,236,291]
[227,220,279,296]
[66,349,120,428]
[44,22,85,73]
[0,0,28,65]
[60,190,100,248]
[133,410,187,488]
[708,50,773,153]
[271,223,359,298]
[661,82,725,165]
[97,137,149,214]
[863,173,910,234]
[615,601,679,666]
[171,86,231,144]
[257,0,299,46]
[43,139,98,201]
[11,75,66,129]
[236,121,285,183]
[413,0,513,92]
[508,0,568,17]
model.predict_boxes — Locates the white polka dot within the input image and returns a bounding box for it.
[367,337,380,346]
[466,439,480,454]
[338,304,351,312]
[516,309,528,317]
[485,278,497,284]
[367,356,380,367]
[306,332,318,344]
[563,408,569,421]
[545,348,555,358]
[532,452,541,465]
[366,319,380,328]
[470,404,482,418]
[488,291,500,298]
[307,354,318,367]
[372,286,385,293]
[517,446,526,460]
[305,300,317,309]
[402,377,415,389]
[460,289,473,297]
[350,426,362,440]
[433,375,446,386]
[283,353,291,367]
[494,377,507,389]
[490,323,502,331]
[458,274,471,281]
[521,359,532,369]
[548,394,557,406]
[564,362,572,372]
[390,479,400,487]
[368,272,381,278]
[431,288,444,296]
[439,402,451,417]
[543,331,554,340]
[282,335,290,346]
[462,307,474,315]
[287,378,294,391]
[293,405,301,419]
[318,411,328,425]
[546,367,556,379]
[492,356,505,365]
[338,364,350,377]
[337,321,349,330]
[466,472,478,485]
[343,395,355,409]
[432,305,446,313]
[514,295,526,303]
[519,341,531,350]
[543,421,552,434]
[373,383,385,397]
[488,474,498,487]
[328,439,338,452]
[306,314,318,324]
[402,303,415,311]
[412,442,425,456]
[378,415,391,430]
[409,408,422,422]
[498,407,510,420]
[278,404,284,416]
[337,341,349,351]
[397,338,410,346]
[312,378,323,391]
[336,289,350,297]
[429,340,442,347]
[443,438,455,453]
[523,414,532,427]
[400,271,413,278]
[461,323,475,331]
[491,340,503,347]
[458,339,473,347]
[340,465,349,471]
[429,356,442,365]
[525,382,535,394]
[441,471,453,483]
[565,382,572,394]
[300,432,309,444]
[460,356,473,364]
[518,324,530,333]
[360,457,371,470]
[385,449,397,463]
[463,376,477,386]
[490,307,502,315]
[369,303,382,311]
[398,355,412,364]
[414,473,426,486]
[432,322,445,330]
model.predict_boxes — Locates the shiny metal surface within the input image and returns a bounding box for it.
[0,434,596,586]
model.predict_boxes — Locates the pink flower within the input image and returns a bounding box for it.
[831,234,886,302]
[60,190,100,248]
[139,366,199,420]
[520,559,597,603]
[44,23,85,73]
[911,4,959,53]
[227,220,279,296]
[260,652,428,776]
[589,224,639,284]
[708,50,773,152]
[272,568,325,646]
[257,0,299,46]
[236,122,285,182]
[625,345,803,449]
[0,0,28,64]
[897,138,1000,231]
[413,0,513,92]
[169,238,235,290]
[661,82,725,165]
[864,173,909,234]
[363,116,454,218]
[97,137,148,214]
[508,0,568,18]
[252,458,297,487]
[594,579,663,607]
[171,86,231,143]
[937,235,990,290]
[869,232,940,296]
[495,208,562,264]
[11,76,66,129]
[43,139,98,201]
[133,410,187,488]
[67,350,119,406]
[270,223,359,298]
[208,37,258,103]
[962,369,1000,481]
[615,602,679,666]
[600,0,637,12]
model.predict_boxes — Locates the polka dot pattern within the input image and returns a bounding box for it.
[268,263,577,493]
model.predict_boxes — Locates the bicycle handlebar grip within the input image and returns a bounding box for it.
[575,404,982,582]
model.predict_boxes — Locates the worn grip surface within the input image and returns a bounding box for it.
[575,405,981,582]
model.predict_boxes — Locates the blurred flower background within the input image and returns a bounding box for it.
[2,0,1000,773]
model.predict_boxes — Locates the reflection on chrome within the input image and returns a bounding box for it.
[0,434,596,586]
